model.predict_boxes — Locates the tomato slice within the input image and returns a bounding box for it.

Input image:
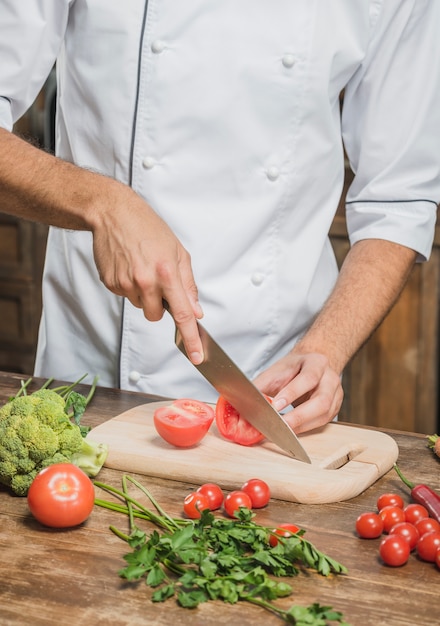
[215,395,270,446]
[153,399,215,447]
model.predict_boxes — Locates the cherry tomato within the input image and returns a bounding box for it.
[376,493,405,511]
[416,531,440,562]
[355,512,384,539]
[389,522,419,551]
[379,534,410,567]
[415,517,440,537]
[27,463,95,528]
[378,505,406,533]
[183,491,210,519]
[269,523,301,547]
[404,503,429,525]
[241,478,270,508]
[223,490,253,518]
[215,395,273,446]
[196,483,224,510]
[153,399,214,447]
[435,547,440,570]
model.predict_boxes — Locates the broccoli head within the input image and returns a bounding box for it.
[0,388,108,496]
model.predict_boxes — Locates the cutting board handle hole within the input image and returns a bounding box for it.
[318,444,366,470]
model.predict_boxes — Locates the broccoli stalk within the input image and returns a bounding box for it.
[0,376,108,496]
[71,438,108,477]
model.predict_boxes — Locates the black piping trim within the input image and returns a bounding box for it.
[119,0,149,388]
[128,0,149,188]
[346,198,438,207]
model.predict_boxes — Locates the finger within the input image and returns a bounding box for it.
[282,384,343,433]
[163,293,204,364]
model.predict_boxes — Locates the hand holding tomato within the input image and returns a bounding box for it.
[27,463,95,528]
[251,350,343,434]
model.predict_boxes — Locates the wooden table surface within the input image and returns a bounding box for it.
[0,372,439,626]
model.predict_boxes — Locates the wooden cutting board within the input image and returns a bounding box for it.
[89,401,399,504]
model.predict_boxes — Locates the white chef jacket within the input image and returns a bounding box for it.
[0,1,439,402]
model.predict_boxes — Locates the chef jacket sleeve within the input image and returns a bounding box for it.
[342,0,440,262]
[0,0,70,130]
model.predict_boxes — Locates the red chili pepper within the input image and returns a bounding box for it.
[394,464,440,524]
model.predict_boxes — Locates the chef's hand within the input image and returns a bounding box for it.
[91,183,204,364]
[252,350,343,434]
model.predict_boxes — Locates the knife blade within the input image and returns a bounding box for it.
[174,320,312,463]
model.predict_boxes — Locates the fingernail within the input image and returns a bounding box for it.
[274,398,287,411]
[190,352,204,365]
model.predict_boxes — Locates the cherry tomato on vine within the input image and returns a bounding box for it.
[196,483,224,510]
[183,491,210,519]
[223,490,253,518]
[416,531,440,562]
[379,534,410,567]
[27,463,95,528]
[389,522,419,551]
[376,493,404,511]
[379,505,406,533]
[153,399,214,447]
[215,395,273,446]
[241,478,270,508]
[355,512,384,539]
[415,517,440,537]
[404,503,429,525]
[269,523,301,547]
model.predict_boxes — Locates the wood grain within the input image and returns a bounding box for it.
[0,372,439,626]
[89,401,399,504]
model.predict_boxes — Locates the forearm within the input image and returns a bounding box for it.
[294,239,417,374]
[0,126,121,231]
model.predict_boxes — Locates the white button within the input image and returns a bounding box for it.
[282,54,296,68]
[266,166,280,181]
[142,156,156,169]
[151,40,165,54]
[251,273,265,286]
[128,370,141,383]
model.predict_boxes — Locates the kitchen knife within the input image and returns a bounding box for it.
[174,320,312,463]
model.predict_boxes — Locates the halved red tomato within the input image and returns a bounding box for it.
[215,395,272,446]
[153,399,214,447]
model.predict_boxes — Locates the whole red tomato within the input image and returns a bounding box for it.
[389,522,419,551]
[416,531,440,562]
[27,463,95,528]
[183,492,210,519]
[379,534,410,567]
[379,505,406,533]
[241,478,271,508]
[404,503,429,525]
[196,483,224,510]
[153,399,214,447]
[415,517,440,537]
[355,512,384,539]
[435,548,440,570]
[223,490,253,518]
[376,493,404,511]
[269,523,301,547]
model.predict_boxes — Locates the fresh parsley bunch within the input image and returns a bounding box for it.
[96,476,349,625]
